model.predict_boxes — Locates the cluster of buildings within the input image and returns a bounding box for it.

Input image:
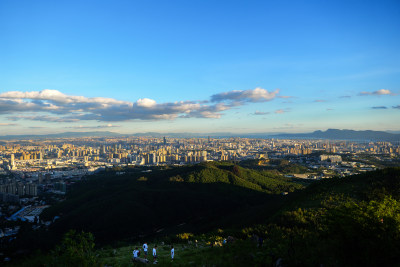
[0,136,397,204]
[1,137,399,171]
[0,183,37,201]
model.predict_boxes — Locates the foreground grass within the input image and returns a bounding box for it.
[98,240,272,267]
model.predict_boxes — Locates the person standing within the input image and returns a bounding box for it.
[171,245,174,261]
[143,242,148,259]
[132,247,139,261]
[153,245,157,263]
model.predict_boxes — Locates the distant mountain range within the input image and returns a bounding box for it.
[271,129,400,142]
[0,129,399,141]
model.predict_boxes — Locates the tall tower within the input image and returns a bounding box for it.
[10,154,15,170]
[163,136,167,146]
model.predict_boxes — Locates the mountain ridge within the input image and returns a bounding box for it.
[0,129,399,141]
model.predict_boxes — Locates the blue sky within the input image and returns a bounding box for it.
[0,0,399,135]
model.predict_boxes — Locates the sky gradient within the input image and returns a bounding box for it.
[0,0,399,135]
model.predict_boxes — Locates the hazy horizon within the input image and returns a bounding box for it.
[1,0,399,135]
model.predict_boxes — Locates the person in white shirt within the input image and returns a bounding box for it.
[132,247,139,261]
[143,242,148,259]
[153,245,157,262]
[171,245,174,261]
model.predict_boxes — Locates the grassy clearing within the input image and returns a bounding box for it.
[97,240,271,267]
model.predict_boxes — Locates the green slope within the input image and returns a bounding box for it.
[40,162,305,245]
[7,168,400,267]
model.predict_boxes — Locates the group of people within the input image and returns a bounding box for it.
[132,242,175,264]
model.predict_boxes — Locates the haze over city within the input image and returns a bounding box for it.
[1,0,399,135]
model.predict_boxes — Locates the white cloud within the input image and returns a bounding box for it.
[0,88,281,123]
[374,89,392,95]
[359,89,394,96]
[211,87,280,103]
[136,98,157,108]
[0,89,130,105]
[275,109,286,114]
[274,108,292,114]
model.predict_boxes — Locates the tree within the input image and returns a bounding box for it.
[51,230,100,266]
[232,165,241,177]
[324,196,400,266]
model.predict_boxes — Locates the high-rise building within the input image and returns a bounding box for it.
[146,153,156,164]
[7,184,16,194]
[0,184,7,193]
[38,173,43,184]
[10,154,15,169]
[26,184,37,196]
[17,183,25,196]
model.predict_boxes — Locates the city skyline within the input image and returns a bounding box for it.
[1,0,399,134]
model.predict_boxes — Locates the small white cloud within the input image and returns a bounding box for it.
[374,89,392,95]
[211,87,280,103]
[0,89,66,101]
[275,109,286,114]
[136,98,157,108]
[359,89,394,96]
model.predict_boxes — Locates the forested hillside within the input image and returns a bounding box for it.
[39,162,305,245]
[6,166,400,266]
